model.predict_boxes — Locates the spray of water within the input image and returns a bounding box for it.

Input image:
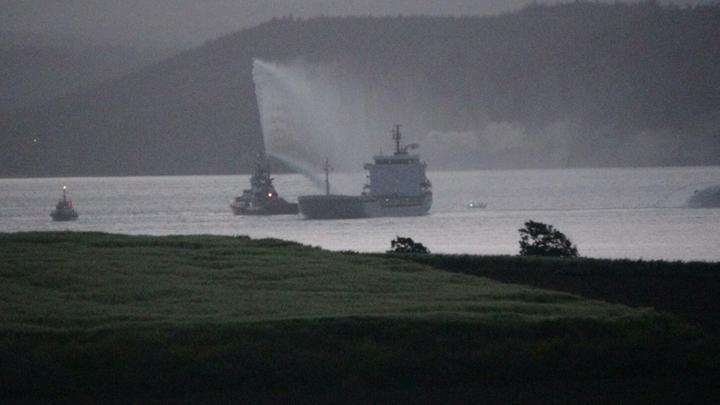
[252,58,390,173]
[250,58,546,172]
[266,151,324,189]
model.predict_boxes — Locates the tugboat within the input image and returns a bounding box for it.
[298,125,432,219]
[230,157,299,215]
[50,186,78,221]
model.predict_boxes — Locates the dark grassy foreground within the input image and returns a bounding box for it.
[1,232,719,403]
[403,254,720,334]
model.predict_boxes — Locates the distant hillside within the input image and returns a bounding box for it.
[0,32,174,111]
[1,2,719,177]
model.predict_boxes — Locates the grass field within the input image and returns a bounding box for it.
[402,253,720,333]
[1,232,718,403]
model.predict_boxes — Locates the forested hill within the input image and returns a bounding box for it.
[0,39,171,111]
[2,2,719,177]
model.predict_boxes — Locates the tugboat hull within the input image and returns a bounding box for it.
[231,200,299,215]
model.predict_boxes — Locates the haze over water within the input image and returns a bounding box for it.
[1,166,718,262]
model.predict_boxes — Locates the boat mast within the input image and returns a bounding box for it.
[62,186,67,203]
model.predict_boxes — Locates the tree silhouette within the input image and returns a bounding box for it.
[519,220,578,257]
[388,236,430,254]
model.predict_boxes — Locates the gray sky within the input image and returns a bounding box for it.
[1,0,711,49]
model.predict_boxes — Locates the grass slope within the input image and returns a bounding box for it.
[404,254,720,333]
[0,232,717,402]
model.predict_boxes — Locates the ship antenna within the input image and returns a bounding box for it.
[392,124,402,154]
[324,158,332,195]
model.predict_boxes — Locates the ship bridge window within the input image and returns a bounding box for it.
[375,159,414,164]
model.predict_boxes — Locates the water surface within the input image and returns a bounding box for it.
[1,166,718,261]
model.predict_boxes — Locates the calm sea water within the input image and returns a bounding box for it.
[1,167,719,261]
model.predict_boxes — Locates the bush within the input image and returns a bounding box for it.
[388,236,430,254]
[518,220,578,257]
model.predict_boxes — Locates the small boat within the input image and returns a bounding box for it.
[467,200,487,209]
[50,186,79,221]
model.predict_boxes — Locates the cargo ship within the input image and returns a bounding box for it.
[298,125,432,219]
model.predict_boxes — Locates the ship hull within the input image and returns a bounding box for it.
[298,192,432,219]
[362,192,433,217]
[298,195,366,219]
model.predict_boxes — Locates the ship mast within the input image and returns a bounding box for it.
[392,124,402,154]
[324,158,332,196]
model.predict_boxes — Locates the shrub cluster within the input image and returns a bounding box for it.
[388,236,430,254]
